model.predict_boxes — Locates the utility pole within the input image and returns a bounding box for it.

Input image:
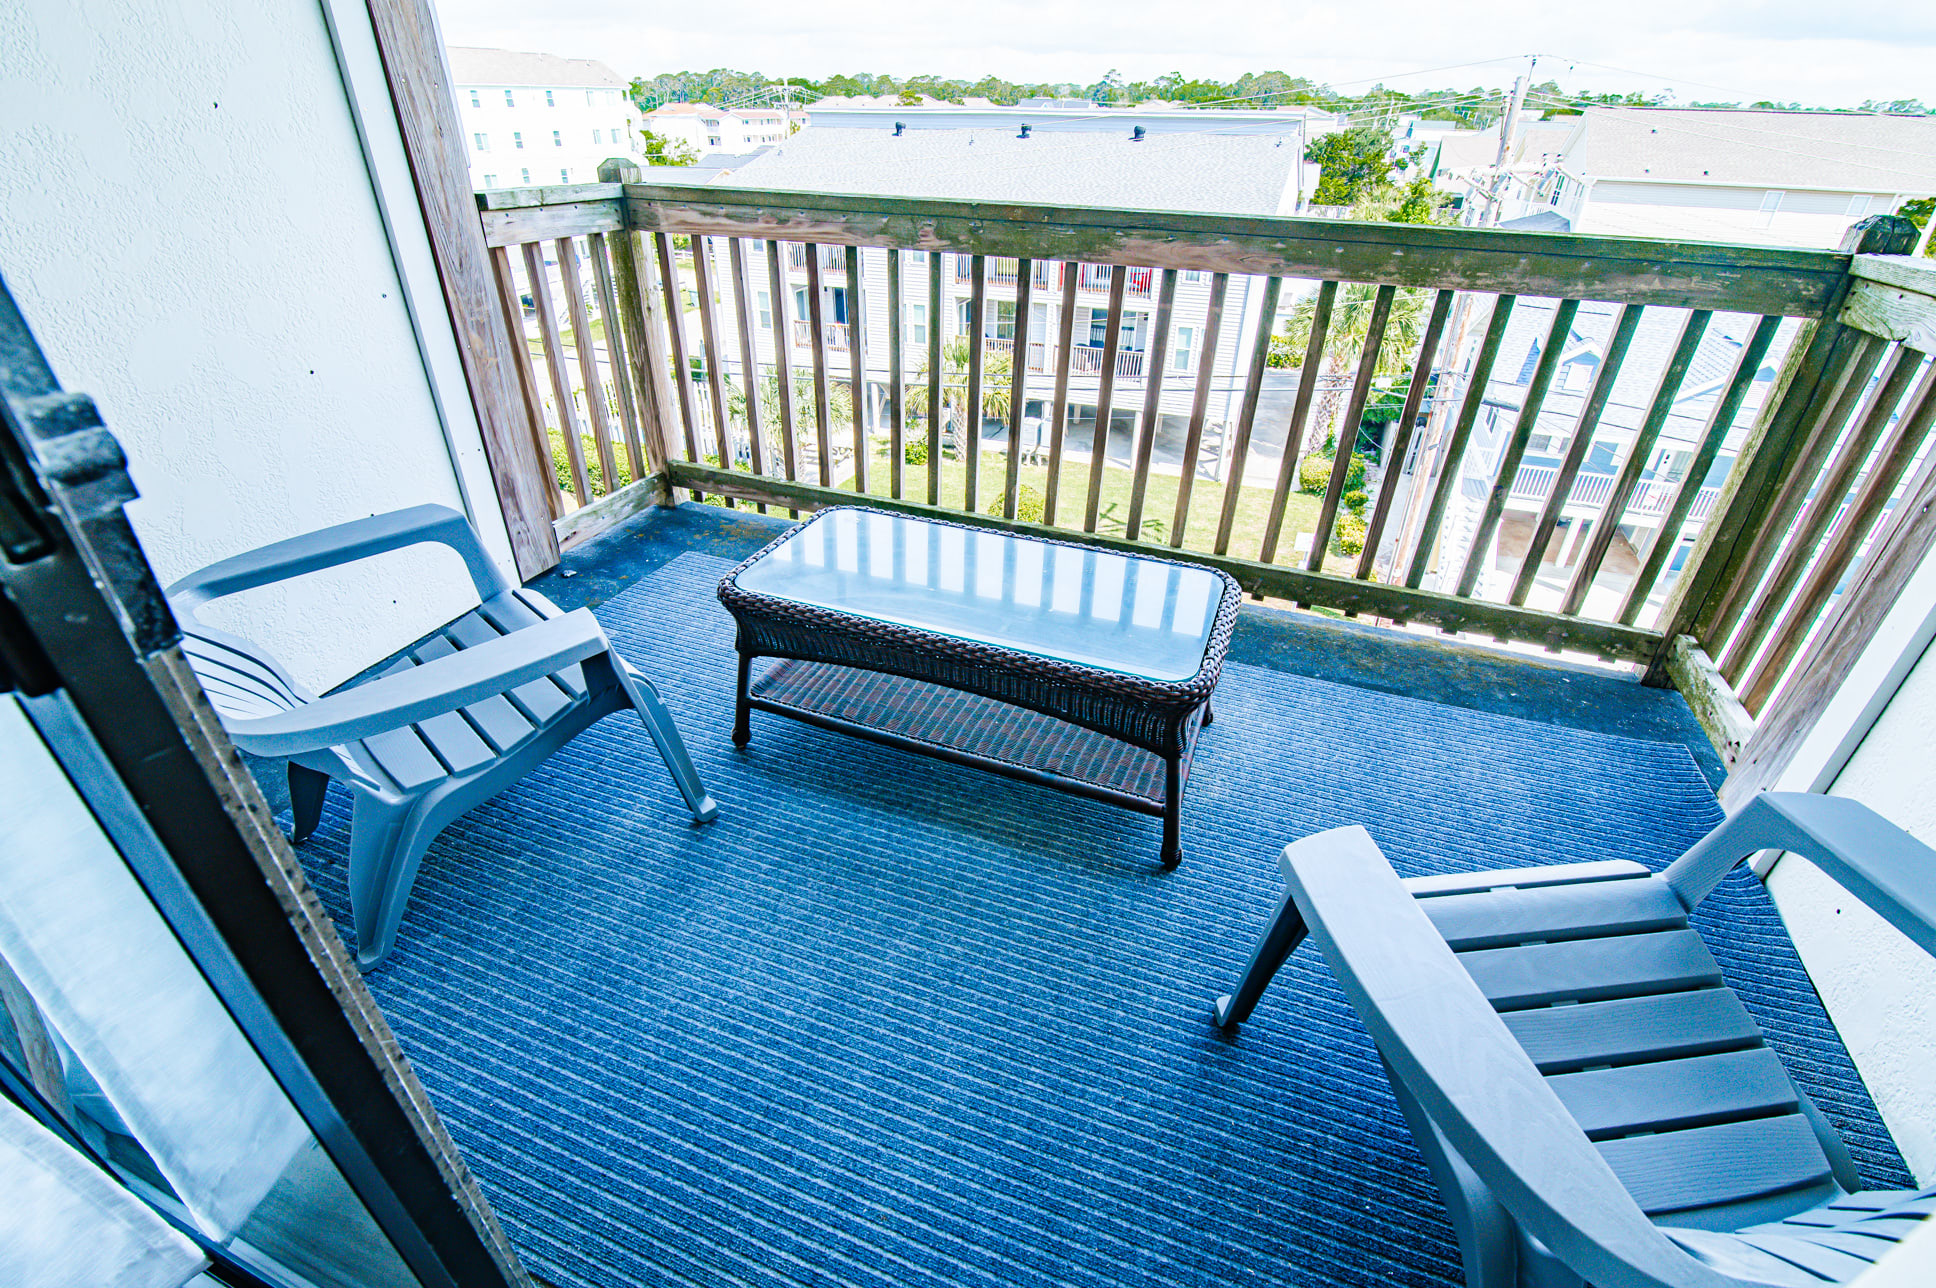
[1485,67,1530,227]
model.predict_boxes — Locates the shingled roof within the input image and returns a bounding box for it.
[446,47,627,90]
[1561,108,1936,193]
[718,127,1305,215]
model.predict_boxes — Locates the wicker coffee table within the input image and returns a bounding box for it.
[716,507,1241,868]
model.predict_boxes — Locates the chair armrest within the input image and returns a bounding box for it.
[1282,827,1741,1288]
[221,610,610,758]
[1662,794,1936,954]
[165,505,513,614]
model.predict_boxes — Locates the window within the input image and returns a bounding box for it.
[552,130,562,147]
[545,90,555,107]
[469,90,480,108]
[907,301,928,334]
[505,90,515,107]
[959,300,1015,341]
[1845,194,1870,216]
[473,132,489,152]
[560,168,570,183]
[1087,307,1137,350]
[793,288,810,322]
[592,129,602,145]
[702,118,720,128]
[1182,270,1209,284]
[1173,325,1196,372]
[708,137,721,148]
[482,174,496,188]
[513,131,524,149]
[520,168,530,184]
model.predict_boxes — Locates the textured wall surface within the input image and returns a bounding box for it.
[1768,637,1936,1184]
[0,0,507,691]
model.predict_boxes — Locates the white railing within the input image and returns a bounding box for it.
[1507,464,1722,524]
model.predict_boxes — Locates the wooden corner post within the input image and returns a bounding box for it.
[599,158,679,507]
[360,0,561,579]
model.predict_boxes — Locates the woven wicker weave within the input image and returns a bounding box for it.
[717,507,1241,865]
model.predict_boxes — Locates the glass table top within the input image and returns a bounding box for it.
[732,509,1226,683]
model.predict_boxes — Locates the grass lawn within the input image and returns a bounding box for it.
[852,444,1360,576]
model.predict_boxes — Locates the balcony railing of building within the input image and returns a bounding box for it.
[473,173,1936,786]
[793,319,849,352]
[1508,466,1724,524]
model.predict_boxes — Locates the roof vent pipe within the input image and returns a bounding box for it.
[1131,125,1146,142]
[894,122,905,136]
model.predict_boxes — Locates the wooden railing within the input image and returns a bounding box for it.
[474,173,1931,754]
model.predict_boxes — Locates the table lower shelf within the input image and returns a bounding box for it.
[747,658,1191,814]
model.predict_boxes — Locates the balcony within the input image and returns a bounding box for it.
[279,498,1920,1288]
[14,14,1936,1288]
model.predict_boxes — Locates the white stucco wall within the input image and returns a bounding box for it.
[0,0,514,692]
[1766,635,1936,1184]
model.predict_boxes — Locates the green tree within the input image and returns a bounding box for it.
[1384,174,1452,224]
[640,129,699,166]
[1088,69,1125,105]
[1896,198,1936,257]
[1278,285,1433,455]
[908,337,1013,451]
[1304,126,1396,205]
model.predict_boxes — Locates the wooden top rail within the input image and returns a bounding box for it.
[618,183,1845,317]
[474,182,1847,316]
[1843,253,1936,351]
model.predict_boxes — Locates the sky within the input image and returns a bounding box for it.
[434,0,1935,111]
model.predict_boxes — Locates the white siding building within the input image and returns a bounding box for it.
[1478,108,1936,249]
[694,127,1313,474]
[643,103,793,155]
[448,47,641,191]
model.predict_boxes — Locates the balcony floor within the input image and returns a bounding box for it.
[299,503,1906,1288]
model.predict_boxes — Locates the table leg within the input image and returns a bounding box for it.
[732,651,754,747]
[1161,754,1182,870]
[1202,698,1215,728]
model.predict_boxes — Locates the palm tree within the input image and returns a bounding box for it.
[907,336,1012,454]
[1277,285,1432,458]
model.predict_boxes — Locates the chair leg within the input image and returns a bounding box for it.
[346,791,410,969]
[1214,882,1309,1030]
[1386,1060,1520,1288]
[625,667,719,824]
[288,764,329,844]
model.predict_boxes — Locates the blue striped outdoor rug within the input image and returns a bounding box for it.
[298,551,1910,1288]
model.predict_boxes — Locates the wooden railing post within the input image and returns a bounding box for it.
[1643,215,1919,684]
[598,158,677,506]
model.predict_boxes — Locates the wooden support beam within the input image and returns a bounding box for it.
[1407,295,1516,589]
[1172,272,1230,549]
[1359,289,1452,580]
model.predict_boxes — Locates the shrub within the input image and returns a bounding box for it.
[905,439,929,466]
[1298,452,1367,495]
[1341,453,1367,491]
[1343,489,1368,515]
[1297,453,1332,494]
[984,485,1046,525]
[1332,513,1368,557]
